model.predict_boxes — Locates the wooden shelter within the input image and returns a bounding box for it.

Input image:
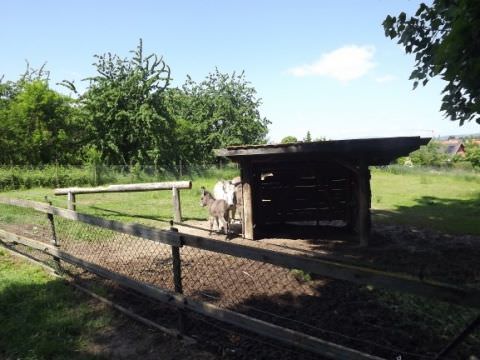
[216,136,430,245]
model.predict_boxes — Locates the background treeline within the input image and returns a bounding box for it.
[0,40,270,168]
[397,139,480,170]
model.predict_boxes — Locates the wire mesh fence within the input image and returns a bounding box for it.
[0,202,52,244]
[0,201,479,359]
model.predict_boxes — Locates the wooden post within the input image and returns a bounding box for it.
[356,160,371,247]
[435,315,480,359]
[170,223,185,334]
[172,187,182,223]
[46,200,62,273]
[67,191,76,211]
[241,163,254,240]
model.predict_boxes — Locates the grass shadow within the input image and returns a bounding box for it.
[89,205,205,223]
[373,193,480,235]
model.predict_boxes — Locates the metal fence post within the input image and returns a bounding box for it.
[45,198,62,273]
[170,222,185,334]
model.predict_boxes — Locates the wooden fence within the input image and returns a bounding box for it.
[54,181,191,222]
[0,196,478,359]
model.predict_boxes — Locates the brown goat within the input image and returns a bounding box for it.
[200,187,230,235]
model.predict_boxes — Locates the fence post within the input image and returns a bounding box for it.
[170,222,185,334]
[45,198,62,273]
[67,191,76,211]
[172,187,182,223]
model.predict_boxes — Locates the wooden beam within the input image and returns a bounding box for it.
[241,164,254,240]
[0,197,53,213]
[356,161,371,246]
[214,137,430,166]
[67,191,76,211]
[54,181,192,195]
[434,315,480,359]
[172,187,182,223]
[0,231,384,360]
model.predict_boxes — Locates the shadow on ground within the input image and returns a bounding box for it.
[89,205,205,223]
[373,193,480,236]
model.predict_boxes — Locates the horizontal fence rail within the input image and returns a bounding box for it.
[54,181,192,195]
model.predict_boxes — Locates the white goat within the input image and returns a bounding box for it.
[213,177,242,222]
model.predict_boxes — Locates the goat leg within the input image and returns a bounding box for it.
[209,216,213,235]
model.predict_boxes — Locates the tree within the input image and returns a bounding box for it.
[303,131,312,142]
[383,0,480,125]
[0,70,82,165]
[409,141,449,166]
[166,69,270,164]
[280,136,298,144]
[72,39,175,166]
[464,140,480,168]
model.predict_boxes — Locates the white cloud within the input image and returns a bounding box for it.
[375,74,397,83]
[288,45,376,83]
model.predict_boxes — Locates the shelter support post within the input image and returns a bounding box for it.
[356,160,371,246]
[241,163,254,240]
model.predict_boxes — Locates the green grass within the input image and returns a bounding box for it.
[1,167,479,235]
[0,170,238,228]
[0,249,112,359]
[371,168,480,235]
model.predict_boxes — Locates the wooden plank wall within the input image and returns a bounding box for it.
[254,162,354,227]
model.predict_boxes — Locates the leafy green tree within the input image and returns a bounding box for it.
[409,141,449,166]
[280,136,298,144]
[0,79,81,165]
[383,0,480,125]
[464,140,480,168]
[166,69,270,164]
[72,39,175,166]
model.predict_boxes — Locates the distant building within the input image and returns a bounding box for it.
[439,140,465,157]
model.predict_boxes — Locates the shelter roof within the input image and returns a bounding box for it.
[215,136,430,166]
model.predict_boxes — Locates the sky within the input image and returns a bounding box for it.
[1,0,479,142]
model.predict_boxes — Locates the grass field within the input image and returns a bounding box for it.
[0,249,112,359]
[1,167,479,235]
[371,168,480,235]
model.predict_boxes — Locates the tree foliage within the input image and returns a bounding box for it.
[464,140,480,168]
[0,40,270,167]
[409,141,449,166]
[166,69,270,164]
[383,0,480,125]
[77,39,174,166]
[0,77,82,165]
[303,131,312,142]
[280,136,298,144]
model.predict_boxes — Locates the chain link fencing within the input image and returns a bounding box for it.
[0,201,478,359]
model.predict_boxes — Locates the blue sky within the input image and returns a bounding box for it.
[1,0,478,141]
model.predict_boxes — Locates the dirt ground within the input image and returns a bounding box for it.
[176,219,480,287]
